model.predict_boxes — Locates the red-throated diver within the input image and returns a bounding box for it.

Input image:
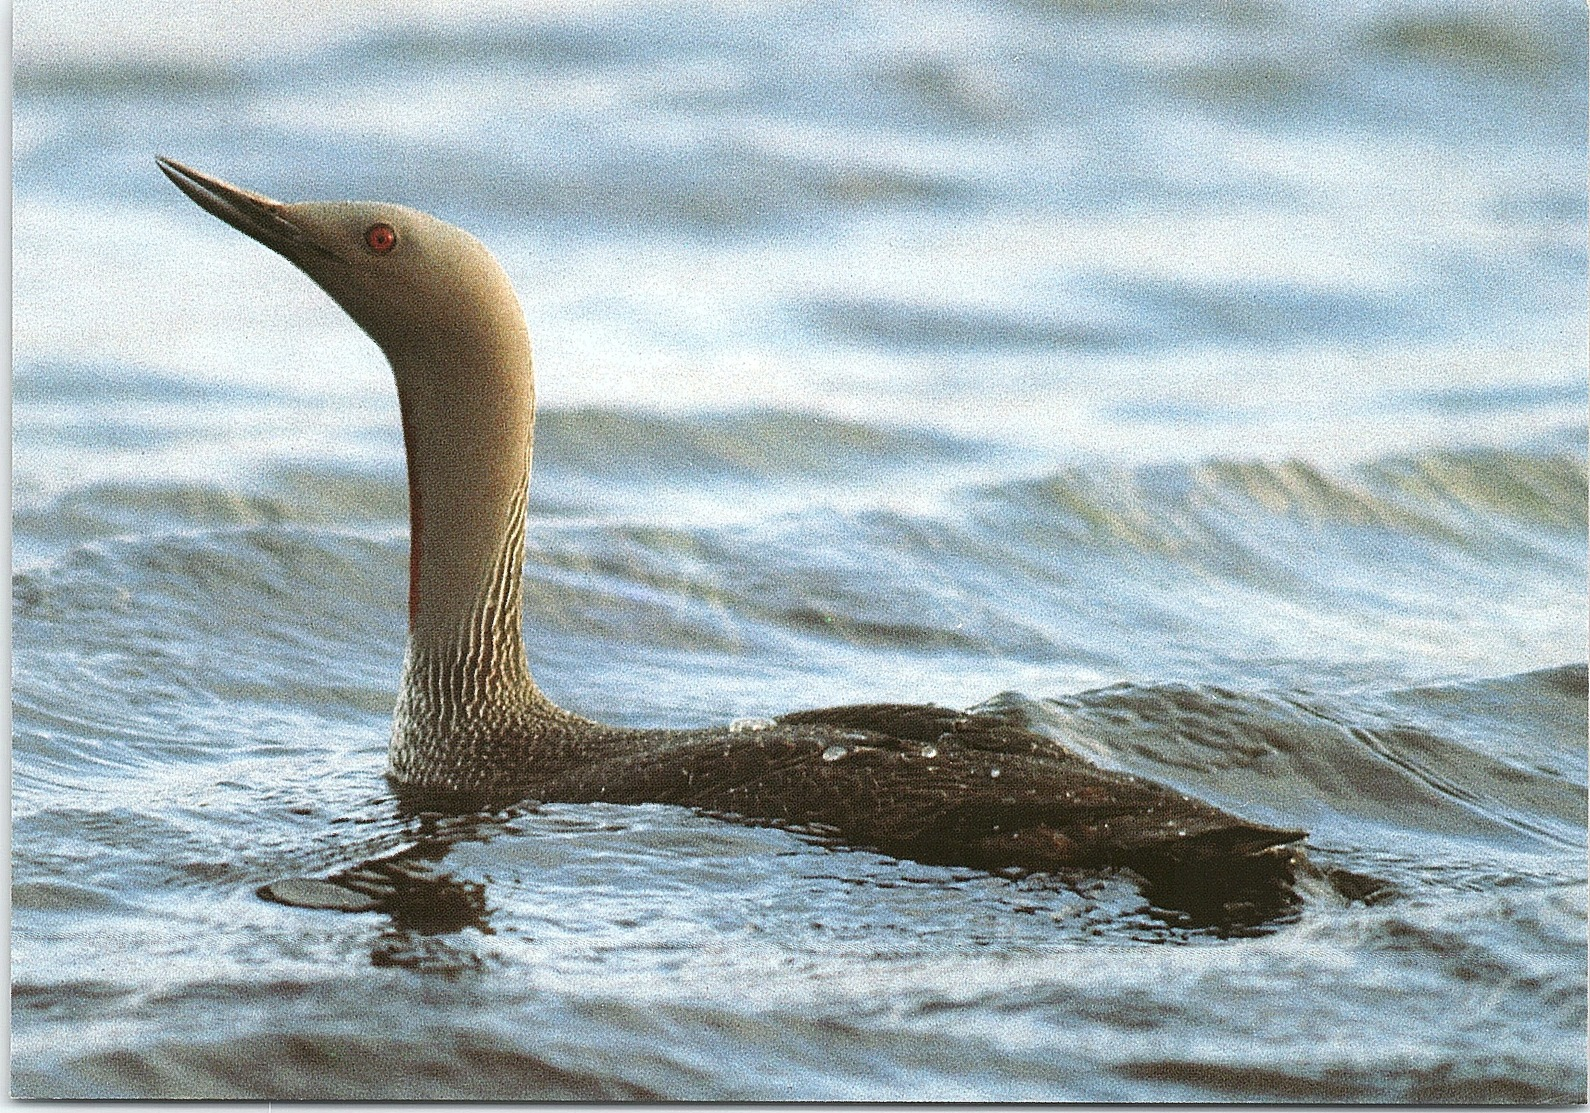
[157,157,1304,884]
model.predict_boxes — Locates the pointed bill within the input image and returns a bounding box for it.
[156,156,337,265]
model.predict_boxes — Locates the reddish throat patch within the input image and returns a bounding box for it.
[399,401,423,626]
[408,480,423,625]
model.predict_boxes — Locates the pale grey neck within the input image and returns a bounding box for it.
[388,332,542,712]
[401,472,532,687]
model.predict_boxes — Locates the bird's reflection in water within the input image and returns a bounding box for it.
[262,809,509,969]
[260,804,1320,957]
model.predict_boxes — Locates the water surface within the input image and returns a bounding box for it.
[11,0,1587,1100]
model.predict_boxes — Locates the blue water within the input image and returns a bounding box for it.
[11,0,1588,1100]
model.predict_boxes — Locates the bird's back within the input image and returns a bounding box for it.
[537,702,1303,875]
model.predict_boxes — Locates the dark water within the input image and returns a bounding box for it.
[12,0,1588,1101]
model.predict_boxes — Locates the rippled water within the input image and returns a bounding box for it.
[12,0,1588,1101]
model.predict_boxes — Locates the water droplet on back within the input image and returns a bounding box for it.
[821,745,849,762]
[729,716,774,734]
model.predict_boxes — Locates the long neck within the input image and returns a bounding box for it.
[379,259,606,801]
[391,325,541,711]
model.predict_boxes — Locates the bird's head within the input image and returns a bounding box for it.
[156,157,527,367]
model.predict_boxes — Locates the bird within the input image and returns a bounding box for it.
[157,157,1305,911]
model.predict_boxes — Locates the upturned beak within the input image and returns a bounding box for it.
[156,156,334,265]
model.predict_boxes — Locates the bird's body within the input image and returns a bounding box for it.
[394,697,1291,874]
[157,157,1304,891]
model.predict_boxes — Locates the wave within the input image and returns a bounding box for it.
[11,527,406,772]
[988,665,1586,859]
[18,409,1585,531]
[968,445,1586,567]
[13,438,1584,675]
[13,472,407,553]
[14,1025,665,1100]
[1364,7,1585,77]
[12,360,279,406]
[796,295,1126,352]
[13,58,247,99]
[535,407,979,485]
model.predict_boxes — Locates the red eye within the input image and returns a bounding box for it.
[365,223,397,254]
